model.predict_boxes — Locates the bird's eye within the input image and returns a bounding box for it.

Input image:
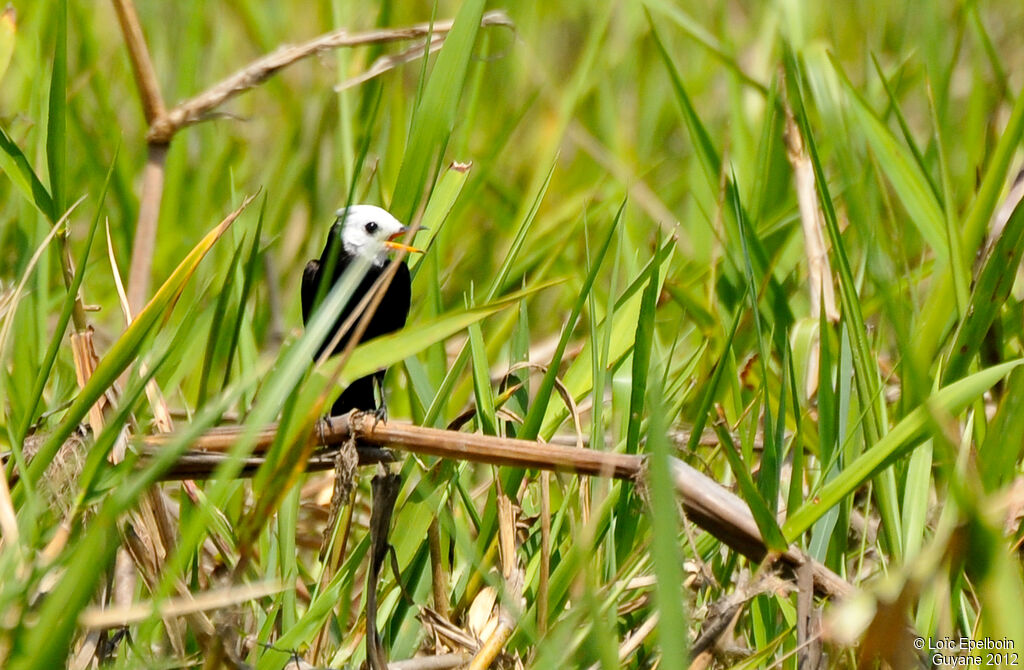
[364,221,379,234]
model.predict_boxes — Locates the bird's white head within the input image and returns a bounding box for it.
[335,205,422,265]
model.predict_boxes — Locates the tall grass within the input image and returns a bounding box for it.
[2,1,1024,667]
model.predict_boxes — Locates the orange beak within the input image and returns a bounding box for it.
[384,226,425,254]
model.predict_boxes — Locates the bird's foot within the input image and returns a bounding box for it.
[354,405,388,431]
[317,414,335,442]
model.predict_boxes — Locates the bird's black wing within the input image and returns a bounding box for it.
[363,260,412,340]
[390,261,412,331]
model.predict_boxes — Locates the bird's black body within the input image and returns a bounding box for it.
[301,240,411,417]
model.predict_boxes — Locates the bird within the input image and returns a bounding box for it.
[301,205,423,419]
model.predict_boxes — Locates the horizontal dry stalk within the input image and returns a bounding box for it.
[146,10,513,143]
[141,414,853,599]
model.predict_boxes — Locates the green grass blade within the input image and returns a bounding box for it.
[914,76,1024,364]
[868,53,941,204]
[712,419,788,551]
[197,241,244,408]
[7,373,246,670]
[625,232,660,454]
[221,196,267,391]
[979,368,1024,490]
[686,304,743,452]
[331,281,555,388]
[645,385,689,668]
[784,45,902,554]
[0,124,56,221]
[644,0,767,96]
[419,159,556,428]
[467,293,497,436]
[409,162,471,276]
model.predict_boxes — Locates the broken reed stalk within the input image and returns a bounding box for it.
[141,414,853,599]
[146,10,513,143]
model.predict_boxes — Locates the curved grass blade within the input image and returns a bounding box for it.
[915,76,1024,362]
[784,45,902,553]
[0,124,56,222]
[712,417,788,552]
[979,368,1024,490]
[6,375,247,670]
[645,385,689,668]
[467,294,497,436]
[408,161,471,276]
[539,235,675,439]
[221,196,267,391]
[196,240,245,407]
[868,54,941,204]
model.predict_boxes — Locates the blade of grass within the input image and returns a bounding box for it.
[14,154,115,447]
[221,196,267,391]
[196,241,245,408]
[333,281,557,388]
[979,368,1024,490]
[467,291,497,436]
[6,373,249,670]
[0,123,56,222]
[644,384,688,669]
[915,75,1024,363]
[421,159,557,428]
[868,53,941,205]
[625,231,660,455]
[712,415,788,551]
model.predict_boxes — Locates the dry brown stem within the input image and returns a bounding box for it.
[126,144,169,317]
[110,0,165,123]
[783,103,839,323]
[140,414,853,599]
